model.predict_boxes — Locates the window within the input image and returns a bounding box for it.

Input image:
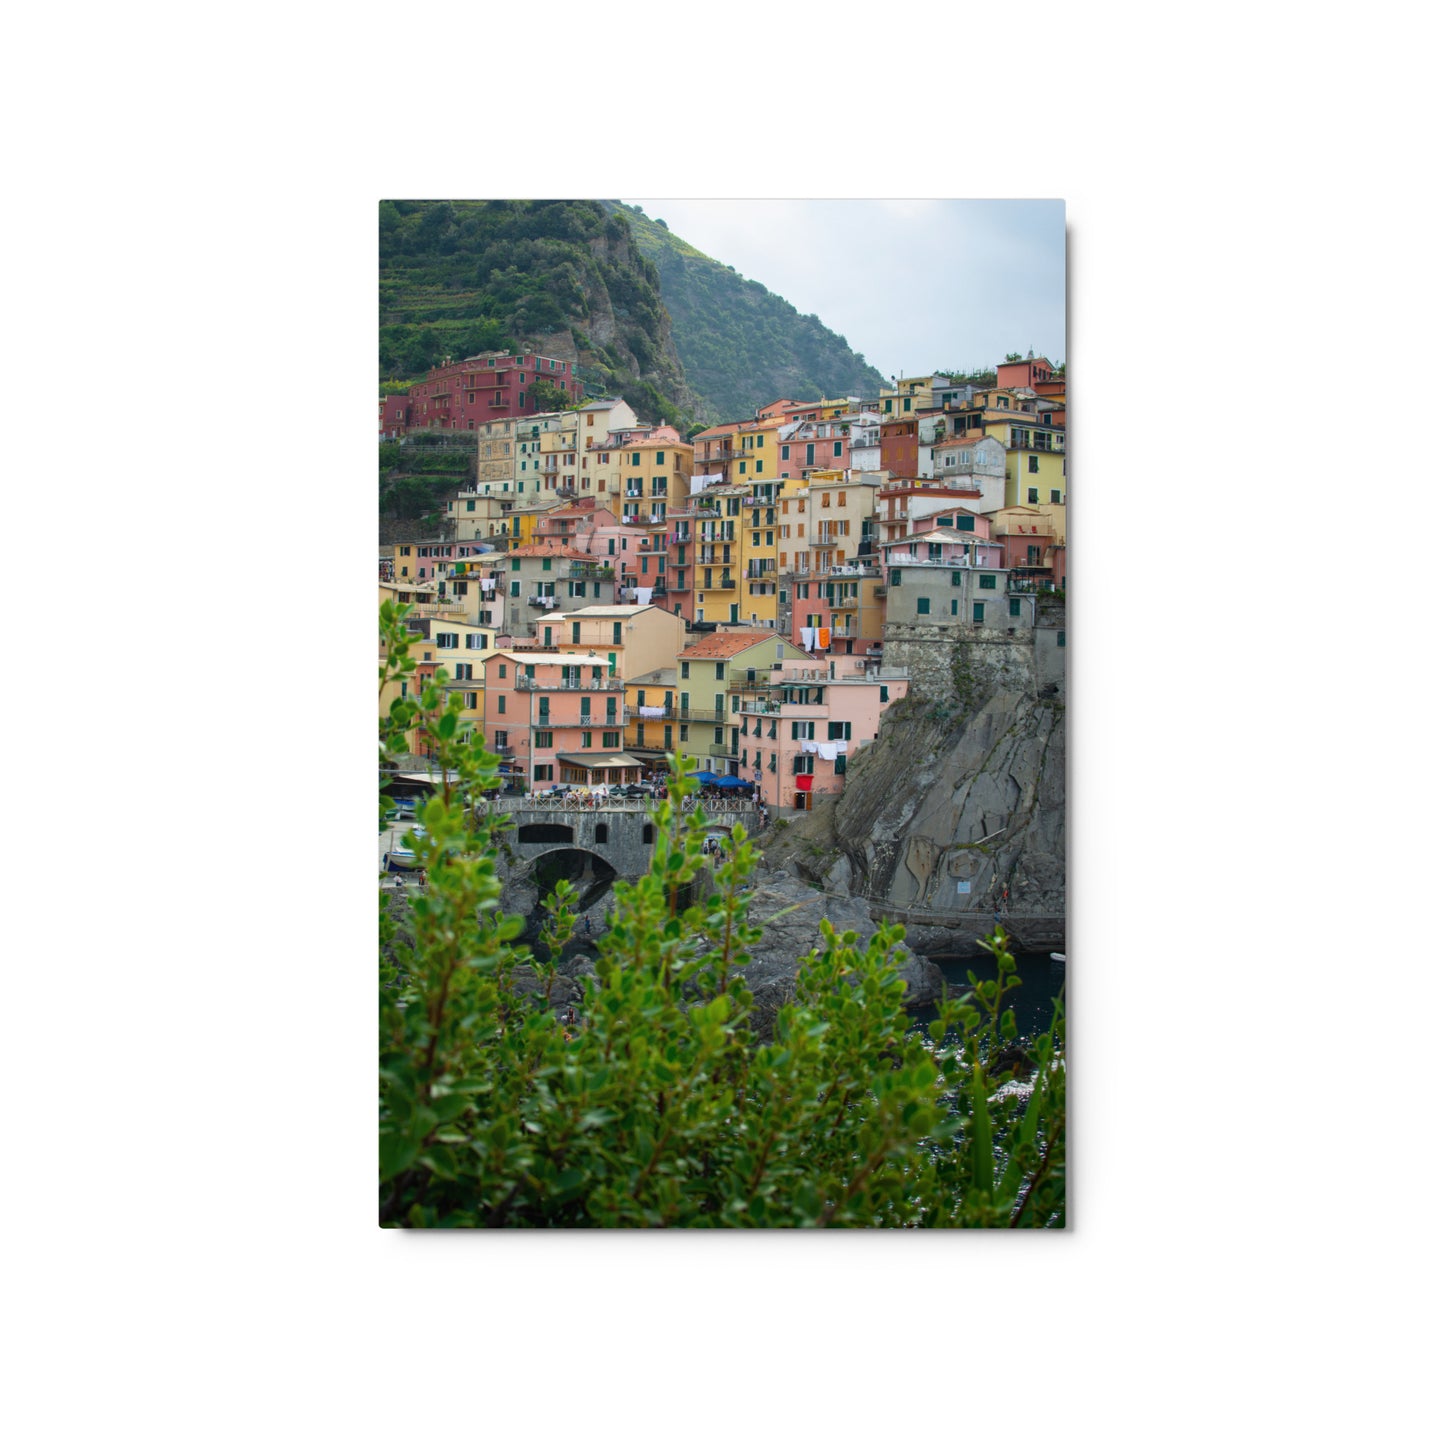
[603,732,620,748]
[960,515,975,532]
[1027,488,1040,504]
[1009,598,1022,617]
[497,695,506,714]
[827,721,852,740]
[714,728,724,745]
[464,691,478,709]
[973,602,985,623]
[1051,489,1062,504]
[714,662,725,682]
[510,581,520,597]
[594,823,609,844]
[1028,455,1040,473]
[1057,631,1066,647]
[533,764,553,782]
[917,596,931,615]
[980,574,997,590]
[889,569,901,587]
[535,731,553,748]
[951,571,962,586]
[612,622,622,644]
[781,445,790,460]
[466,632,487,649]
[681,662,690,679]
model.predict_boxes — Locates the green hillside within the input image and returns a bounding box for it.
[379,199,698,428]
[613,204,888,423]
[378,199,894,431]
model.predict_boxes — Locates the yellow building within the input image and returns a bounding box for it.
[878,374,944,418]
[692,485,748,624]
[623,666,683,768]
[378,605,495,755]
[727,416,786,486]
[740,477,783,628]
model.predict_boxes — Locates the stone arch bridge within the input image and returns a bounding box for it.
[476,797,764,881]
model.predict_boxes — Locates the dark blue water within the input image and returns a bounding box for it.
[912,952,1065,1043]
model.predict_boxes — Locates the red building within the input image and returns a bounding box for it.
[386,351,585,435]
[880,416,919,479]
[996,356,1058,391]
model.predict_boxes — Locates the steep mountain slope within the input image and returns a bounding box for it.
[379,199,701,427]
[615,204,887,424]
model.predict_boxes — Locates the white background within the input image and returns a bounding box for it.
[5,2,1441,1441]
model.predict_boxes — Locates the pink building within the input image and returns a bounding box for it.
[478,650,631,791]
[777,419,851,478]
[386,351,584,435]
[757,657,910,812]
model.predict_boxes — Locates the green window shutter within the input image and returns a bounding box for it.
[961,515,975,532]
[917,597,930,615]
[1009,598,1021,617]
[973,602,985,623]
[980,574,997,589]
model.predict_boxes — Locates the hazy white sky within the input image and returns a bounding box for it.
[624,198,1065,379]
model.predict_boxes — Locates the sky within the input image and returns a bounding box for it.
[624,198,1065,381]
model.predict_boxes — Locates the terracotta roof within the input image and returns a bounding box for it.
[678,631,776,660]
[507,543,592,559]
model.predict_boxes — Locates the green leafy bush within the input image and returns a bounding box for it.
[379,603,1065,1227]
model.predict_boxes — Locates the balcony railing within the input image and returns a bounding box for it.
[697,576,736,590]
[1007,576,1061,594]
[514,676,625,692]
[527,595,560,607]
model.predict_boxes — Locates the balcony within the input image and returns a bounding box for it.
[697,575,736,591]
[514,676,626,692]
[1007,574,1061,594]
[527,594,560,607]
[568,563,614,580]
[810,534,847,548]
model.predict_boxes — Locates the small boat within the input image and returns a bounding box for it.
[385,827,427,872]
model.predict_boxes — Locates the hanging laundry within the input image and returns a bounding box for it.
[818,626,831,649]
[634,587,653,606]
[637,705,666,718]
[816,742,840,761]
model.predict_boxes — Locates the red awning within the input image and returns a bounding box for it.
[795,774,814,791]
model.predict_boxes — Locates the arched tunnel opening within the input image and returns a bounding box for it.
[532,848,619,918]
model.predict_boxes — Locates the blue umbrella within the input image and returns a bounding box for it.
[714,775,750,788]
[688,770,718,784]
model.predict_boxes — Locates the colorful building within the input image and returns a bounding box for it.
[386,351,584,435]
[477,650,634,791]
[759,656,911,812]
[671,630,812,778]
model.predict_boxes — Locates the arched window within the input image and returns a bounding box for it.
[641,824,655,845]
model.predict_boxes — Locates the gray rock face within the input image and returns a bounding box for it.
[738,871,944,1010]
[759,671,1065,952]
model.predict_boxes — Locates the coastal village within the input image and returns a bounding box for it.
[379,349,1065,815]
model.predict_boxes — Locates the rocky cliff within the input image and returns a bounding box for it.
[760,646,1065,957]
